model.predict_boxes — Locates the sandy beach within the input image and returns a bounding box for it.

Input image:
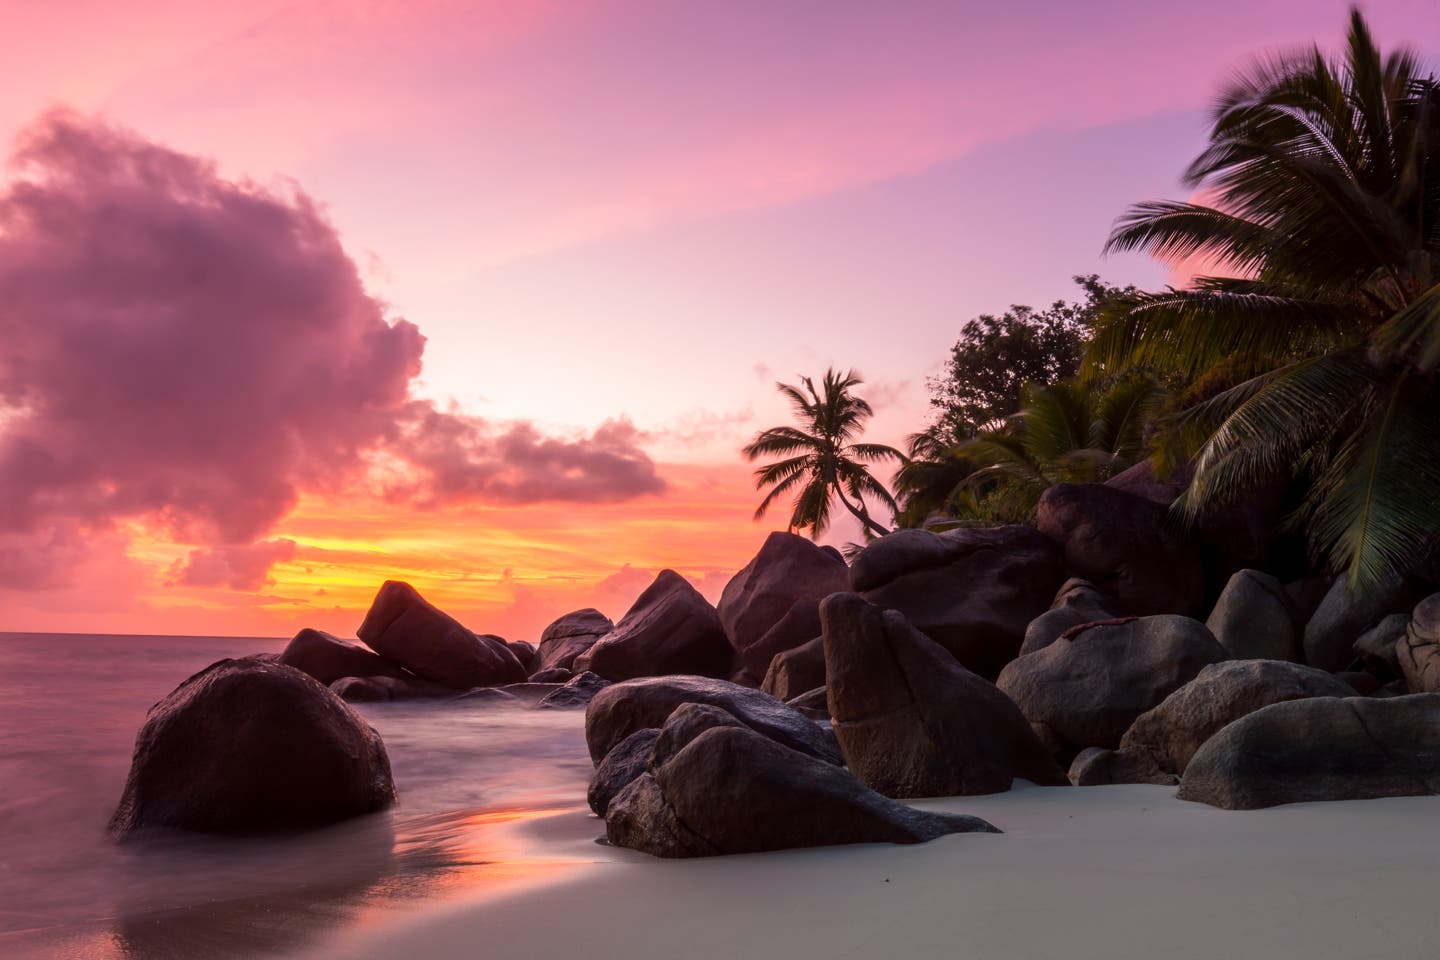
[306,783,1440,960]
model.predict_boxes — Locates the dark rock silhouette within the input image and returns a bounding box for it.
[718,531,848,677]
[1205,569,1299,662]
[357,581,525,689]
[1019,578,1115,657]
[279,628,406,685]
[532,608,613,675]
[575,571,731,681]
[761,634,825,701]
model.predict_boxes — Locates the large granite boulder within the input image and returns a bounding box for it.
[1036,483,1204,617]
[279,628,406,685]
[1205,569,1299,661]
[1019,578,1115,656]
[718,532,848,678]
[1120,659,1353,775]
[1303,572,1413,672]
[584,675,841,766]
[760,635,825,701]
[587,728,662,816]
[849,525,1065,677]
[996,615,1228,754]
[604,725,999,858]
[532,608,613,675]
[822,593,1066,796]
[110,658,395,835]
[1353,613,1410,681]
[1397,593,1440,694]
[357,581,526,689]
[575,571,731,682]
[1177,694,1440,809]
[535,671,610,709]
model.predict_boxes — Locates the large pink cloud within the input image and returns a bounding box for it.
[0,111,663,590]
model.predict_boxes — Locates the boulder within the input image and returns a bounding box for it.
[718,532,848,677]
[996,615,1228,754]
[822,593,1067,797]
[760,635,825,701]
[1120,660,1352,774]
[1303,572,1413,672]
[527,666,573,683]
[533,608,613,675]
[505,640,537,674]
[1019,578,1115,657]
[110,658,395,835]
[536,671,610,709]
[1104,459,1186,504]
[574,571,731,681]
[604,725,999,858]
[1067,747,1176,786]
[492,682,566,705]
[587,728,661,816]
[329,674,452,702]
[584,675,841,766]
[647,702,748,769]
[1353,613,1409,681]
[357,581,526,689]
[786,686,830,720]
[1204,569,1299,661]
[1036,483,1204,617]
[1177,694,1440,809]
[279,629,405,685]
[849,525,1065,677]
[1397,593,1440,694]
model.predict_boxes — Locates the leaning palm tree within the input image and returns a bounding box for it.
[1091,8,1440,592]
[743,368,904,538]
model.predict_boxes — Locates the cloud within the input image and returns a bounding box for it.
[171,538,298,591]
[0,111,662,590]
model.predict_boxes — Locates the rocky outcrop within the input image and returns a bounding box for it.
[718,532,848,678]
[1036,483,1204,617]
[996,615,1227,755]
[536,671,610,709]
[849,525,1065,677]
[278,629,405,686]
[1067,747,1176,786]
[587,728,662,816]
[1205,569,1299,661]
[1353,613,1410,681]
[822,593,1066,796]
[1177,694,1440,809]
[505,640,537,674]
[532,608,613,675]
[357,581,526,689]
[1397,594,1440,694]
[1120,660,1352,774]
[760,635,825,701]
[584,675,841,766]
[110,658,395,835]
[575,571,731,682]
[1019,578,1115,656]
[1303,573,1413,672]
[604,724,999,858]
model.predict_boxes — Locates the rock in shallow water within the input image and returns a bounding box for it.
[605,725,999,858]
[532,608,613,675]
[357,580,526,689]
[111,657,395,836]
[279,628,406,685]
[822,593,1066,797]
[1177,694,1440,809]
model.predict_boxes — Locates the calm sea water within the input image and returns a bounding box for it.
[0,632,598,959]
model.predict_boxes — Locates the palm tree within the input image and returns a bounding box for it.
[743,368,904,538]
[1091,8,1440,592]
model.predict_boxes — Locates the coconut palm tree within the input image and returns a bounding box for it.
[743,368,904,538]
[1091,8,1440,591]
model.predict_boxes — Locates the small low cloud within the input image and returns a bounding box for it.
[172,539,299,591]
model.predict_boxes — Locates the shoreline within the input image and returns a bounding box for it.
[304,783,1440,960]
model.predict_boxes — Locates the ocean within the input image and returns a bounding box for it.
[0,632,598,959]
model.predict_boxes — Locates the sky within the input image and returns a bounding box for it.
[1,0,1435,639]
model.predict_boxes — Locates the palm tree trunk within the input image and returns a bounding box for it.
[832,485,890,539]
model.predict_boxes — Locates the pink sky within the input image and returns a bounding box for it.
[1,0,1434,638]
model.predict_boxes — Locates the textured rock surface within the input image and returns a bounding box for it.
[1036,483,1204,617]
[1398,594,1440,694]
[849,525,1065,677]
[575,571,731,682]
[1353,613,1410,681]
[532,608,613,675]
[1205,569,1298,661]
[357,581,526,689]
[604,725,999,858]
[279,629,405,686]
[1067,747,1176,786]
[1303,573,1413,672]
[587,728,661,816]
[584,675,841,766]
[718,532,848,678]
[111,658,395,835]
[996,615,1227,754]
[536,671,610,709]
[1019,579,1115,657]
[1178,694,1440,809]
[1120,660,1352,774]
[822,593,1066,796]
[761,635,825,702]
